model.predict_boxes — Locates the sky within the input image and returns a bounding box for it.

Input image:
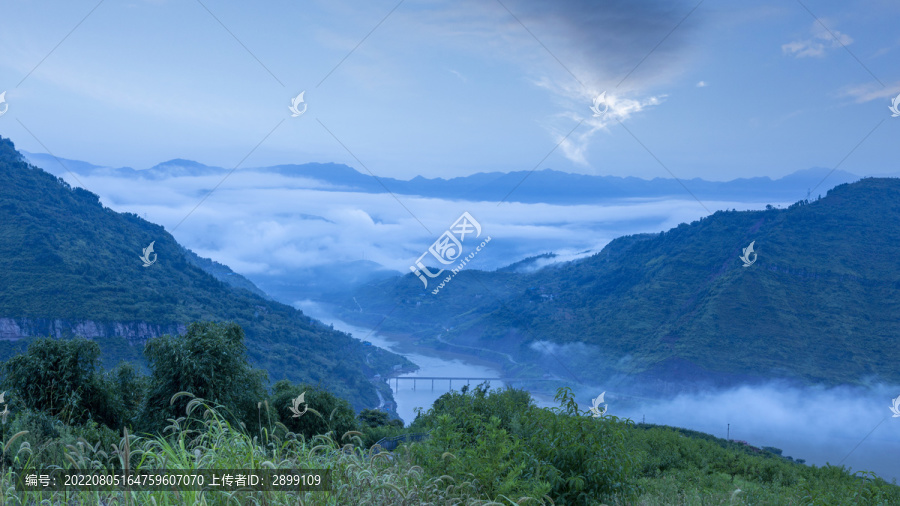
[3,0,899,481]
[1,0,899,183]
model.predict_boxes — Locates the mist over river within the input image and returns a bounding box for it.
[297,301,517,424]
[296,301,899,483]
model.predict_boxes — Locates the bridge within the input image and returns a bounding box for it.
[388,376,555,392]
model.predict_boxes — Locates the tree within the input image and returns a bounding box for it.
[358,408,391,428]
[269,380,357,442]
[141,322,267,432]
[107,361,147,428]
[2,337,119,427]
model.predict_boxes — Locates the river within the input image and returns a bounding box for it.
[296,302,899,482]
[298,302,512,424]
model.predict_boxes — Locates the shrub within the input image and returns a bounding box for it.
[269,379,358,442]
[408,385,638,504]
[141,322,267,433]
[2,338,120,427]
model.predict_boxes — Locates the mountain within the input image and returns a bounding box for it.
[333,179,900,394]
[0,138,413,410]
[249,260,401,306]
[21,151,868,205]
[180,245,273,301]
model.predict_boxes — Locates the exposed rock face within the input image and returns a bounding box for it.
[0,318,185,345]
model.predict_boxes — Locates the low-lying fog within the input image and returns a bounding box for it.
[66,169,896,483]
[584,382,900,484]
[303,301,899,484]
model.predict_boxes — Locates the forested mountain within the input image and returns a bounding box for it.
[337,179,900,392]
[22,150,864,205]
[0,137,412,410]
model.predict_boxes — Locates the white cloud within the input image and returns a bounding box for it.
[447,69,468,83]
[611,382,900,482]
[61,168,776,276]
[696,80,707,87]
[783,21,854,58]
[536,80,667,165]
[840,80,900,103]
[398,0,700,166]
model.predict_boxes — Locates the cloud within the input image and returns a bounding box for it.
[696,80,707,87]
[58,167,779,277]
[543,89,665,165]
[609,382,900,482]
[447,69,468,83]
[507,0,699,165]
[407,0,702,165]
[840,80,900,103]
[782,20,854,58]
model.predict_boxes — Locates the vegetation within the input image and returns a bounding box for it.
[2,337,143,430]
[1,135,897,502]
[0,136,414,411]
[405,384,900,504]
[0,337,895,505]
[339,180,900,388]
[142,321,268,433]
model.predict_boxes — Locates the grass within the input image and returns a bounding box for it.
[0,392,535,505]
[0,388,896,505]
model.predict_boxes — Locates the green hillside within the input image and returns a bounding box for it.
[338,179,900,389]
[0,137,413,409]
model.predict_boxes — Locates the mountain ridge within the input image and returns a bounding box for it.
[333,178,900,394]
[21,150,868,205]
[0,137,413,411]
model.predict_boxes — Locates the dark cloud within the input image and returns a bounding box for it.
[500,0,704,88]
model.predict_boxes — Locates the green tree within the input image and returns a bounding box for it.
[141,321,267,432]
[358,408,396,428]
[270,380,357,441]
[106,361,147,428]
[1,337,120,427]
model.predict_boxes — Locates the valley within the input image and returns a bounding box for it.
[3,1,900,502]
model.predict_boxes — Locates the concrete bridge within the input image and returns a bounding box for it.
[388,376,554,392]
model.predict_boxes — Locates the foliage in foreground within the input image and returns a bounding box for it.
[0,385,895,505]
[0,393,521,505]
[406,384,900,505]
[0,322,897,504]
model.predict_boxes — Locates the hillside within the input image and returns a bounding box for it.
[336,179,900,391]
[0,137,413,410]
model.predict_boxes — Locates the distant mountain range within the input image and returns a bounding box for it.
[21,151,872,205]
[332,178,900,395]
[0,138,413,411]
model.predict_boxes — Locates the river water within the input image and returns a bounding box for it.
[296,302,899,482]
[298,302,509,424]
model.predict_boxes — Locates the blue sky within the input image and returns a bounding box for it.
[2,0,899,181]
[5,2,900,480]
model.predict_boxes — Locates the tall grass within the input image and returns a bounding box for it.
[0,392,538,505]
